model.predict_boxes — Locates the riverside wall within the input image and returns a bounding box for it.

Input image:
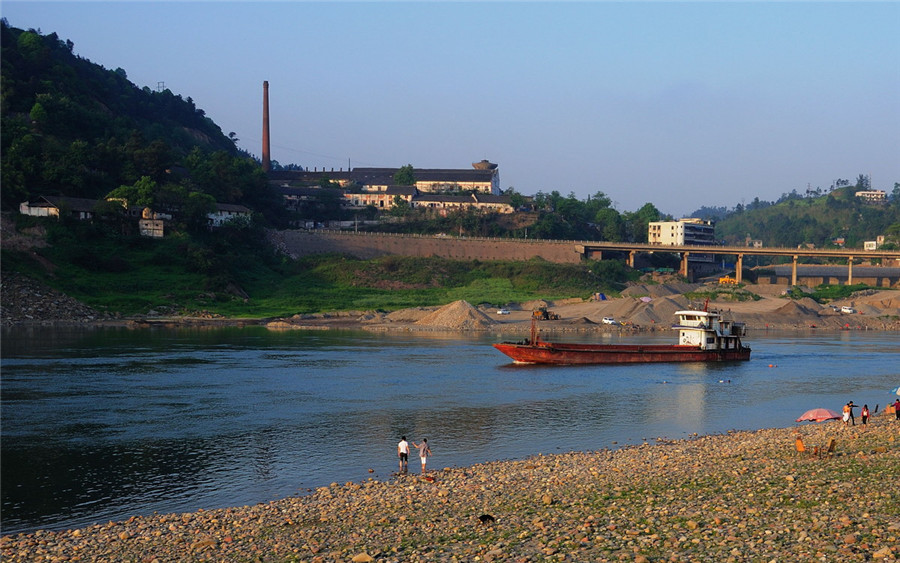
[271,230,584,264]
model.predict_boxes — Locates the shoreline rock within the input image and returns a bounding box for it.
[2,416,898,561]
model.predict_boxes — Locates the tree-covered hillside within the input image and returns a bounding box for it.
[1,20,280,220]
[692,179,900,249]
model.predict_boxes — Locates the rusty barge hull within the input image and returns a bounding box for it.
[492,342,751,365]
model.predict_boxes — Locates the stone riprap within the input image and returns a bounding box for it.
[3,416,898,562]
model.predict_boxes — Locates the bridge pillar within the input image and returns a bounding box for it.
[736,254,743,283]
[848,256,853,285]
[628,250,636,268]
[680,252,690,278]
[791,256,798,286]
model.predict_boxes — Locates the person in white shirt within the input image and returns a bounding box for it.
[397,436,410,473]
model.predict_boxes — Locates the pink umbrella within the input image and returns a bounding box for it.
[796,408,842,422]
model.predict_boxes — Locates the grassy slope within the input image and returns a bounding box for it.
[2,223,631,318]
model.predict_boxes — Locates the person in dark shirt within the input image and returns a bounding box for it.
[411,438,432,474]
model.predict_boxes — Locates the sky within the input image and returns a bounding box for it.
[3,1,899,217]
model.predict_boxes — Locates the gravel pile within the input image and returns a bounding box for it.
[3,417,898,562]
[415,300,496,330]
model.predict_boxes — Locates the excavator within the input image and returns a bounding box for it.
[532,306,560,320]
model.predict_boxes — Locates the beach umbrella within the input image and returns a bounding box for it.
[795,408,841,423]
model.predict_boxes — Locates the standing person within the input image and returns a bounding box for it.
[848,401,856,425]
[894,398,900,421]
[861,404,870,426]
[842,402,851,426]
[411,438,431,474]
[397,436,409,473]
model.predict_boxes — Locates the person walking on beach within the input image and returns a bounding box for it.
[861,404,870,426]
[842,402,852,426]
[894,398,900,421]
[411,438,431,474]
[848,401,857,425]
[397,436,410,473]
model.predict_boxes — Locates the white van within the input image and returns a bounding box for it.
[840,306,857,314]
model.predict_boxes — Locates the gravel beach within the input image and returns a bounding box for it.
[3,415,898,562]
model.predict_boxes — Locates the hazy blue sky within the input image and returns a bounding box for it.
[4,1,898,216]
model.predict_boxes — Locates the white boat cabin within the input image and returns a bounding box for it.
[673,310,747,350]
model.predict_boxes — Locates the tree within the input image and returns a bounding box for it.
[106,175,158,208]
[393,164,415,185]
[503,187,526,210]
[623,203,661,242]
[594,207,624,241]
[390,195,411,217]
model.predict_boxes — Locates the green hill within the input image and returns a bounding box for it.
[693,186,900,250]
[1,19,265,212]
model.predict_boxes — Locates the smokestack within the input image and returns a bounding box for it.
[262,81,271,172]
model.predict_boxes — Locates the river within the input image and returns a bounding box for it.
[1,325,897,535]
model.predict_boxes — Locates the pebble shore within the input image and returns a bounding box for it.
[3,416,898,562]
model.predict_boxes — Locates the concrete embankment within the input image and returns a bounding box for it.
[3,416,898,562]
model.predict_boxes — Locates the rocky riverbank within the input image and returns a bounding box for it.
[0,272,114,326]
[3,416,898,562]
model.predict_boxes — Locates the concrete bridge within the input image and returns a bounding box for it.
[272,230,899,286]
[576,242,900,286]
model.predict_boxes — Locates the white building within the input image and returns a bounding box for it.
[855,190,887,204]
[648,218,716,246]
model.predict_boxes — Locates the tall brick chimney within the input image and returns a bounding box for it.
[262,80,271,172]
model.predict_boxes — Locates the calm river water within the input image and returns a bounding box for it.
[1,325,897,535]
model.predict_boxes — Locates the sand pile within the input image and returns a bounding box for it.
[774,299,820,316]
[521,299,550,311]
[384,307,435,323]
[415,300,496,330]
[626,295,690,326]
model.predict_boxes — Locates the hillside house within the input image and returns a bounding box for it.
[352,164,499,195]
[412,193,513,214]
[855,190,887,204]
[345,186,417,209]
[208,203,252,227]
[269,160,500,195]
[19,196,98,220]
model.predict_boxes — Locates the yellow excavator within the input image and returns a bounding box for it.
[532,306,560,320]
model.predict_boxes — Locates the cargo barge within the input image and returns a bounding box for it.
[493,309,751,365]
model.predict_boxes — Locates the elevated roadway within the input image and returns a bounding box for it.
[574,242,900,285]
